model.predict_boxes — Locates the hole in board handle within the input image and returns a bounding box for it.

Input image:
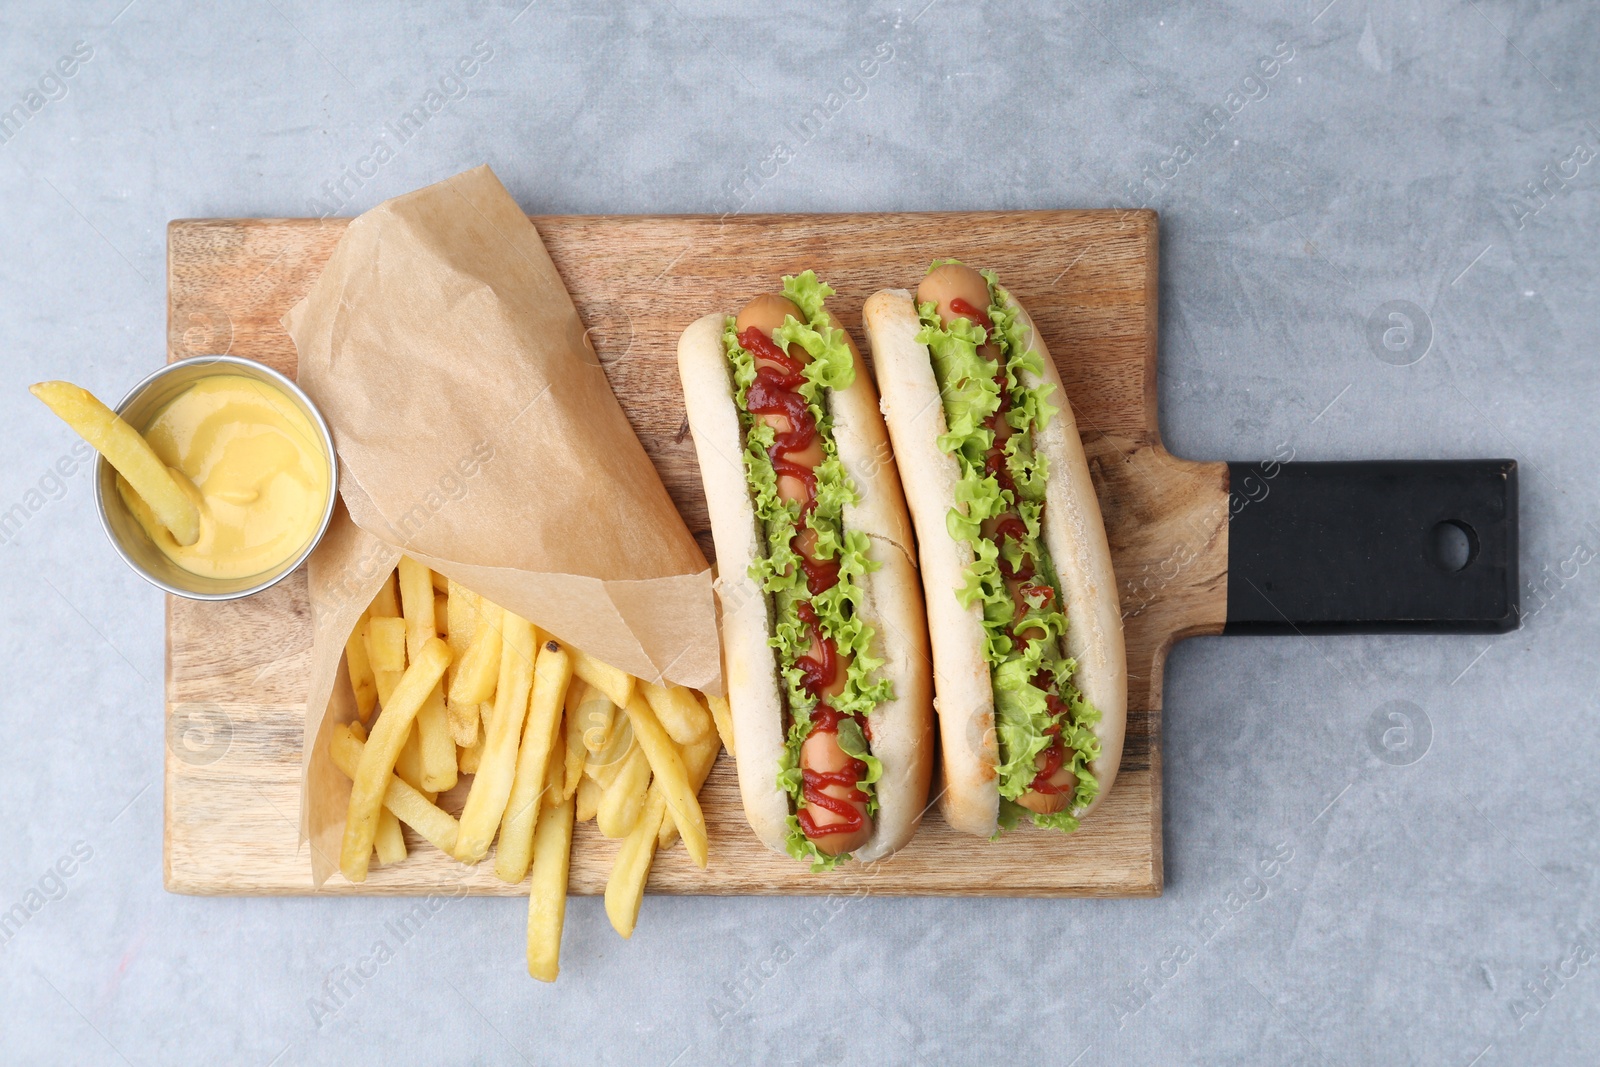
[1431,520,1478,573]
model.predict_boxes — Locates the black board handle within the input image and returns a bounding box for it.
[1225,460,1519,635]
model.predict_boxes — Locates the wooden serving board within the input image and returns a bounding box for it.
[164,211,1226,897]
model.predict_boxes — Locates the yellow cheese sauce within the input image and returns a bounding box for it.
[121,374,330,580]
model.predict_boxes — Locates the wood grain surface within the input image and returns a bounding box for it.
[164,211,1227,897]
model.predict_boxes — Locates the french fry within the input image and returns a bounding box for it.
[396,557,437,658]
[525,788,574,982]
[446,691,479,747]
[394,722,426,792]
[366,616,407,674]
[704,692,735,753]
[606,789,667,938]
[571,648,634,709]
[399,557,455,791]
[367,627,404,731]
[575,775,601,822]
[368,570,400,619]
[641,681,712,746]
[338,637,450,882]
[596,746,651,839]
[445,581,479,652]
[433,591,448,630]
[448,601,503,705]
[373,671,401,709]
[415,684,457,793]
[454,612,536,862]
[332,723,460,855]
[458,735,484,775]
[562,682,591,800]
[585,727,636,790]
[445,580,483,746]
[373,809,407,866]
[495,640,574,883]
[659,728,723,849]
[30,381,201,546]
[581,693,616,755]
[623,694,707,867]
[344,615,377,722]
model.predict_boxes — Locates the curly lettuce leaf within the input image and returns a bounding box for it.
[724,274,891,868]
[919,270,1103,831]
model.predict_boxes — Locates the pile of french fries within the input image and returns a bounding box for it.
[333,557,733,981]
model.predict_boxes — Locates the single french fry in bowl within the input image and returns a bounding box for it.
[641,681,712,746]
[659,728,723,849]
[571,648,634,709]
[332,723,460,855]
[525,785,574,982]
[454,612,536,863]
[623,693,707,868]
[433,591,448,630]
[495,640,573,883]
[30,381,202,546]
[345,614,377,722]
[339,636,450,883]
[575,775,601,823]
[606,788,668,939]
[596,746,650,839]
[449,601,503,705]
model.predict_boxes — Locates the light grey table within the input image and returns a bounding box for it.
[2,2,1595,1064]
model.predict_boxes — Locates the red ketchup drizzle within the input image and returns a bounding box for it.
[984,433,1017,496]
[1029,731,1073,796]
[792,602,836,698]
[740,325,866,840]
[792,605,869,838]
[743,355,820,516]
[800,555,840,595]
[949,296,993,331]
[738,326,802,373]
[795,707,869,838]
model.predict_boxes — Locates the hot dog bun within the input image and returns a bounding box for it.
[677,308,933,863]
[862,284,1126,837]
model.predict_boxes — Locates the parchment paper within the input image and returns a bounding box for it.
[285,165,718,885]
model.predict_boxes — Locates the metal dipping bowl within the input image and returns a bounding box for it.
[93,355,338,600]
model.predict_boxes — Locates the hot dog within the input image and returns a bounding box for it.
[677,272,933,868]
[862,262,1127,837]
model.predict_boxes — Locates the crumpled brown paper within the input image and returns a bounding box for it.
[285,165,718,885]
